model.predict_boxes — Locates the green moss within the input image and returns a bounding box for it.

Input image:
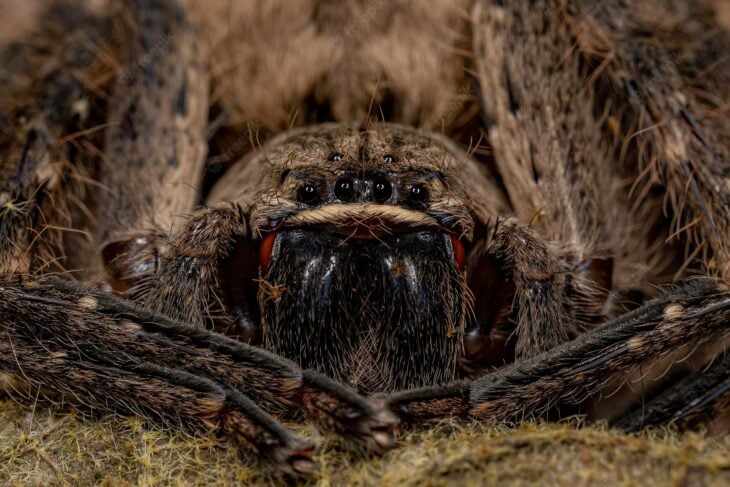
[0,398,728,486]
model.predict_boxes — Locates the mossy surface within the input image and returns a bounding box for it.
[1,398,728,486]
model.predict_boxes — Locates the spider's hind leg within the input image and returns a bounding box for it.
[613,351,730,432]
[569,0,730,281]
[0,2,116,277]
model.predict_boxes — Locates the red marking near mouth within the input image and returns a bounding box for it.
[259,232,277,272]
[450,234,466,270]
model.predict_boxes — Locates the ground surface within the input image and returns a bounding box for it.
[1,397,728,486]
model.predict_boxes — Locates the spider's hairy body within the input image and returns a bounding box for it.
[0,0,729,476]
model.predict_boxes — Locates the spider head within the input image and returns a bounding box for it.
[215,123,485,393]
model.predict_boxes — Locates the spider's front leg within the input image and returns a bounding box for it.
[0,276,320,474]
[388,279,730,427]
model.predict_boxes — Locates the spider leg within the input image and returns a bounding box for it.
[100,0,209,241]
[99,0,209,292]
[1,276,397,447]
[472,0,661,328]
[0,320,316,476]
[85,0,246,332]
[387,280,729,425]
[0,275,396,471]
[613,351,730,432]
[568,0,730,280]
[0,3,113,276]
[467,0,729,431]
[465,220,568,368]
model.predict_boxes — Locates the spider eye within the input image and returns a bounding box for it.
[372,177,392,202]
[334,177,356,201]
[383,154,396,163]
[297,183,320,205]
[406,183,429,206]
[330,153,344,162]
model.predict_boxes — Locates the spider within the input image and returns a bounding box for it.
[1,0,729,477]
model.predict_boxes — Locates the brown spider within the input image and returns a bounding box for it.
[1,0,729,477]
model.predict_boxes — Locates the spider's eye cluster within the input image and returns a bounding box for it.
[293,174,429,207]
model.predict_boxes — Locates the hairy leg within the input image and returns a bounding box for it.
[97,1,249,332]
[464,220,568,369]
[0,4,111,276]
[570,0,730,280]
[465,0,655,382]
[388,280,730,426]
[613,352,730,431]
[466,0,728,429]
[471,0,662,316]
[0,277,317,474]
[99,0,209,293]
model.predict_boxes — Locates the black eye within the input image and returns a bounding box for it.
[407,183,429,206]
[372,177,392,202]
[331,153,344,162]
[383,154,396,163]
[334,177,356,201]
[297,183,320,205]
